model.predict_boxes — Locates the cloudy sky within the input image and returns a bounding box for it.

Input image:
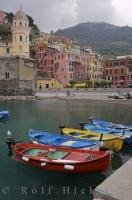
[0,0,132,32]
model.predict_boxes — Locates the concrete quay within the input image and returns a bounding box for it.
[35,88,132,104]
[93,158,132,200]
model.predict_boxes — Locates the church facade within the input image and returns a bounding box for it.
[0,9,36,95]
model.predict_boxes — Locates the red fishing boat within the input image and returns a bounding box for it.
[12,143,111,173]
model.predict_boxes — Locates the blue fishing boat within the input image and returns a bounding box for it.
[84,120,132,144]
[28,129,100,149]
[89,119,132,130]
[0,110,10,121]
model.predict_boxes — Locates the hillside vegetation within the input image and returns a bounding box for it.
[56,22,132,58]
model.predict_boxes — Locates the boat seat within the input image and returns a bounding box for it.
[47,151,69,159]
[25,149,48,157]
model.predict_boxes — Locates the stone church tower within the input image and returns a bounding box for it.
[12,9,30,58]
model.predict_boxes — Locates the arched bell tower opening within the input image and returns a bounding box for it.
[12,9,30,58]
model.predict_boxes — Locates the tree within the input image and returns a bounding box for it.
[27,15,40,35]
[85,80,92,88]
[69,80,76,87]
[5,12,14,24]
[0,25,12,40]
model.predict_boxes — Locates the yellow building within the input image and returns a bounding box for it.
[88,53,103,86]
[37,78,63,90]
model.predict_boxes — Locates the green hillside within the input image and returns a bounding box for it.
[56,22,132,58]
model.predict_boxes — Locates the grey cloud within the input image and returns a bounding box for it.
[76,0,115,24]
[0,0,116,32]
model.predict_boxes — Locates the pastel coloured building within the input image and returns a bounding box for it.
[104,55,132,87]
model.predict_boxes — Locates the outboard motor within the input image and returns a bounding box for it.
[79,122,85,130]
[89,117,94,125]
[58,123,65,135]
[6,130,16,156]
[122,128,126,136]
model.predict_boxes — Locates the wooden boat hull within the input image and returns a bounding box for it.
[101,138,123,151]
[12,143,110,173]
[0,110,10,120]
[28,129,99,149]
[90,119,132,130]
[62,128,123,151]
[84,124,132,145]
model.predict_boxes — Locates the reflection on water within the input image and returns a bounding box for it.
[0,99,132,200]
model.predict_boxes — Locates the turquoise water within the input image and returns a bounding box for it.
[0,99,132,200]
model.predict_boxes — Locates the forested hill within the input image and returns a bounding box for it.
[56,22,132,58]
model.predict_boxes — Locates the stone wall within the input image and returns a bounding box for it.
[0,56,36,95]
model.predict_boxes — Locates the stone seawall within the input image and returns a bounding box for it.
[93,159,132,200]
[0,96,34,100]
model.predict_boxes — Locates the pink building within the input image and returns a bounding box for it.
[35,38,95,87]
[0,11,6,24]
[54,49,90,87]
[54,52,73,87]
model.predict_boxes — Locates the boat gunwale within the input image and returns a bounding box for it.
[13,143,110,165]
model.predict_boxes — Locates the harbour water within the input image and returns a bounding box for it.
[0,99,132,200]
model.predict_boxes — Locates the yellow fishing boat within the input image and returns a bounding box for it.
[62,128,123,151]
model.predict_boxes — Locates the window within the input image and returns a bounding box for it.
[5,72,9,79]
[115,69,117,73]
[20,22,22,26]
[129,66,132,72]
[121,68,124,74]
[6,48,10,53]
[20,35,22,41]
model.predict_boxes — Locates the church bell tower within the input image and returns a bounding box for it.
[12,8,30,58]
